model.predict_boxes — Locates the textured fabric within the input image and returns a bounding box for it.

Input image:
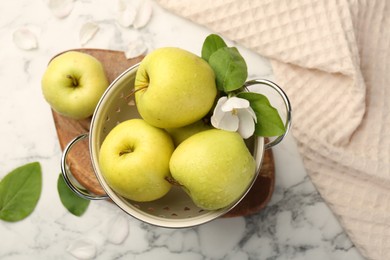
[155,0,390,259]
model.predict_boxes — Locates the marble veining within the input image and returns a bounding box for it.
[0,0,365,259]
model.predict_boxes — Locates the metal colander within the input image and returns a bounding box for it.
[61,63,291,228]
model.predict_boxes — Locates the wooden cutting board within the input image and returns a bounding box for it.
[51,48,275,218]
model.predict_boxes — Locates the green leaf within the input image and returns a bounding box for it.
[0,162,42,222]
[208,47,248,92]
[57,174,89,217]
[238,92,286,137]
[201,34,227,61]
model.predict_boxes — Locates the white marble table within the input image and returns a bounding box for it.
[0,1,365,259]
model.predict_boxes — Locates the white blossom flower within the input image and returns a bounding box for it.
[211,96,257,139]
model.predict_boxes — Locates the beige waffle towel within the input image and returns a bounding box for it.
[156,0,390,259]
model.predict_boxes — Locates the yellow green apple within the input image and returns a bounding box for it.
[169,129,256,210]
[165,120,212,147]
[99,119,174,202]
[41,51,109,119]
[134,47,217,128]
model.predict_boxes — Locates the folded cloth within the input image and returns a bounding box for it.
[155,0,390,259]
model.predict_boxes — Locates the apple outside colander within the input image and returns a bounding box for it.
[60,63,292,228]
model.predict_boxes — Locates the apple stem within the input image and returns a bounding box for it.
[165,176,183,186]
[125,86,148,99]
[66,75,79,87]
[119,148,133,156]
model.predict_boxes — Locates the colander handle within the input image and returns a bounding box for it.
[61,133,109,200]
[244,79,292,150]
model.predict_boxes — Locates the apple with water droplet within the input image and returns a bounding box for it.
[41,51,109,119]
[169,129,256,210]
[165,119,212,147]
[134,47,217,128]
[98,119,174,202]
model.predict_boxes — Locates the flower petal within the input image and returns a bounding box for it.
[210,110,224,128]
[216,96,228,105]
[13,28,38,50]
[46,0,74,19]
[237,110,256,139]
[67,238,96,260]
[107,214,129,245]
[79,22,99,46]
[117,0,137,27]
[211,96,228,126]
[125,40,147,59]
[133,1,153,29]
[221,96,250,112]
[216,112,239,132]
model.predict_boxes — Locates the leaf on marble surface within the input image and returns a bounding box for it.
[79,22,99,46]
[45,0,74,19]
[12,28,38,50]
[67,238,96,260]
[57,174,90,217]
[133,1,153,29]
[117,0,137,27]
[107,213,129,244]
[0,162,42,222]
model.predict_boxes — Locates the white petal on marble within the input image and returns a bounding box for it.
[198,217,246,259]
[133,1,153,29]
[45,0,74,19]
[117,0,137,27]
[107,214,129,245]
[79,22,99,46]
[12,28,38,50]
[125,40,147,59]
[66,238,97,260]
